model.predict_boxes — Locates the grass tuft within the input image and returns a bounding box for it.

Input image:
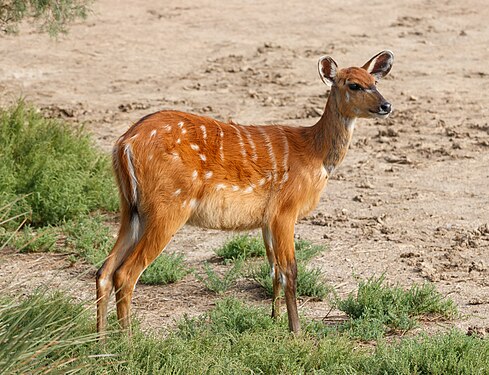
[196,260,244,294]
[140,253,189,285]
[215,234,265,261]
[336,275,458,340]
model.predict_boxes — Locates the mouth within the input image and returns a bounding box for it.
[369,110,391,118]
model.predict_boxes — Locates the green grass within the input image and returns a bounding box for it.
[1,292,486,375]
[336,275,458,340]
[0,101,118,227]
[0,291,99,374]
[215,234,265,261]
[140,253,189,285]
[196,260,244,294]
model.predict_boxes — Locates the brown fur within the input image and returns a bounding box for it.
[96,51,394,338]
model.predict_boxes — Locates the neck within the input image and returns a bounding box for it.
[309,87,356,173]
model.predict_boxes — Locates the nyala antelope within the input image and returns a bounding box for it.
[96,50,394,336]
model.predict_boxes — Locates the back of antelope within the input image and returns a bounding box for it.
[96,50,394,337]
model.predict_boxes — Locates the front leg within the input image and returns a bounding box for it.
[270,216,300,334]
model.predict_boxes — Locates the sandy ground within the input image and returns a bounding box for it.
[1,0,488,335]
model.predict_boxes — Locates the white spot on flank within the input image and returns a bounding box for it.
[173,189,182,196]
[176,138,181,144]
[200,125,207,140]
[242,126,258,162]
[190,143,199,151]
[130,134,139,140]
[163,125,171,132]
[204,171,213,179]
[150,129,157,137]
[182,200,187,208]
[178,121,184,128]
[215,122,225,161]
[181,128,187,135]
[216,183,226,190]
[148,154,153,161]
[280,128,289,185]
[244,186,254,193]
[259,127,277,179]
[232,185,239,192]
[189,198,198,209]
[199,154,207,161]
[172,152,180,160]
[192,170,198,180]
[258,178,266,186]
[230,124,246,159]
[281,172,289,184]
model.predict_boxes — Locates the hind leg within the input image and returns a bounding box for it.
[113,212,185,334]
[262,226,282,318]
[96,205,136,338]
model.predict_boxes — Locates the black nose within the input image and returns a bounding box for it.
[380,102,392,113]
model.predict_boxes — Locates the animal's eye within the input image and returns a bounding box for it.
[348,83,362,91]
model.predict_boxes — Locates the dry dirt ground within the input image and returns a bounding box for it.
[1,0,488,335]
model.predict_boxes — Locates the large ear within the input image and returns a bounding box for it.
[318,56,338,86]
[362,50,394,80]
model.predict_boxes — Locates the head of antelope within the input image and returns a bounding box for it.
[318,50,394,119]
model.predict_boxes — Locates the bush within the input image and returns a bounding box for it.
[140,252,189,285]
[0,102,118,227]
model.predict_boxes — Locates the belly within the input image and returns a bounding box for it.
[187,191,267,230]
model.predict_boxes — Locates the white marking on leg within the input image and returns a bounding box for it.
[173,189,181,196]
[279,272,286,287]
[150,129,157,138]
[200,125,207,141]
[216,183,226,190]
[199,154,207,162]
[259,127,277,180]
[190,143,199,151]
[270,265,275,279]
[242,126,258,162]
[99,278,108,288]
[192,170,198,181]
[230,124,247,159]
[189,198,198,209]
[204,171,213,179]
[124,144,138,203]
